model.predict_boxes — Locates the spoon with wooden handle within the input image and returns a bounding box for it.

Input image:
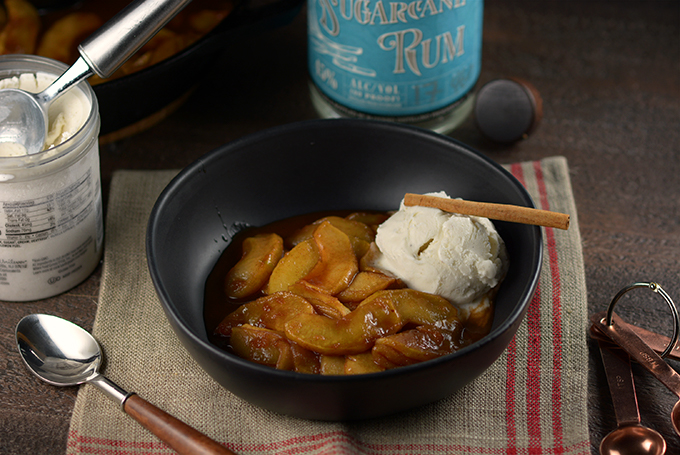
[16,314,237,455]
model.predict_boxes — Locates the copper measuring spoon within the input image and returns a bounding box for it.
[593,314,680,436]
[591,282,680,436]
[594,335,666,455]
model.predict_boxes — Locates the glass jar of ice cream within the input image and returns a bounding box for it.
[0,55,103,302]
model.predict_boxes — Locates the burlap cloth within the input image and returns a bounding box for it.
[66,156,590,455]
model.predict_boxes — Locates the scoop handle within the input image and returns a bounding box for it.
[124,394,237,455]
[78,0,191,78]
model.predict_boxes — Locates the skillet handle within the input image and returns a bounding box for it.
[124,393,237,455]
[79,0,192,78]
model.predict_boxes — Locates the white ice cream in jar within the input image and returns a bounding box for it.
[0,55,103,301]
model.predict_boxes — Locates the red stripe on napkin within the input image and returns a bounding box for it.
[511,164,544,454]
[527,171,544,455]
[510,162,567,454]
[68,431,170,454]
[505,335,518,455]
[506,162,525,455]
[533,162,566,454]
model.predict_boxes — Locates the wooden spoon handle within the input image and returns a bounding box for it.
[124,394,237,455]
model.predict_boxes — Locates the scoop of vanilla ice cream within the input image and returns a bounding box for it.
[374,191,508,306]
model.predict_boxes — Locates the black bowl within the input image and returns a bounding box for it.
[146,119,542,421]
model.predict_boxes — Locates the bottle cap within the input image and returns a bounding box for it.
[474,78,543,143]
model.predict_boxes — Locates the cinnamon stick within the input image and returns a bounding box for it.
[403,193,570,230]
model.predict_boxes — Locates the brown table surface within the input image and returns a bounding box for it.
[1,1,679,453]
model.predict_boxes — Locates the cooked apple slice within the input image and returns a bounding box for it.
[224,233,284,300]
[320,355,346,375]
[319,216,375,258]
[372,325,459,369]
[363,289,462,333]
[336,271,402,306]
[230,324,293,369]
[265,239,319,294]
[284,297,402,355]
[276,340,294,370]
[214,291,314,337]
[285,223,316,248]
[323,216,375,260]
[345,212,390,231]
[345,352,384,374]
[287,215,375,246]
[288,280,351,319]
[290,342,321,374]
[324,216,375,243]
[286,216,373,259]
[371,349,400,370]
[303,220,359,295]
[350,238,371,261]
[358,242,385,273]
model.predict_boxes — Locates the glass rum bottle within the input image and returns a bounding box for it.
[308,0,484,134]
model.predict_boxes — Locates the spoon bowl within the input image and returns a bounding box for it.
[16,313,100,386]
[672,401,680,435]
[600,425,666,455]
[0,88,45,154]
[16,313,236,455]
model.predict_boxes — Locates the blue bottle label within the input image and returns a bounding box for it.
[308,0,483,117]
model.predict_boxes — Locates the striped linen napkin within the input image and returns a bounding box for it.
[66,156,590,455]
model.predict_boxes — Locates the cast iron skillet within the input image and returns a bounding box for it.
[146,119,543,420]
[91,0,304,136]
